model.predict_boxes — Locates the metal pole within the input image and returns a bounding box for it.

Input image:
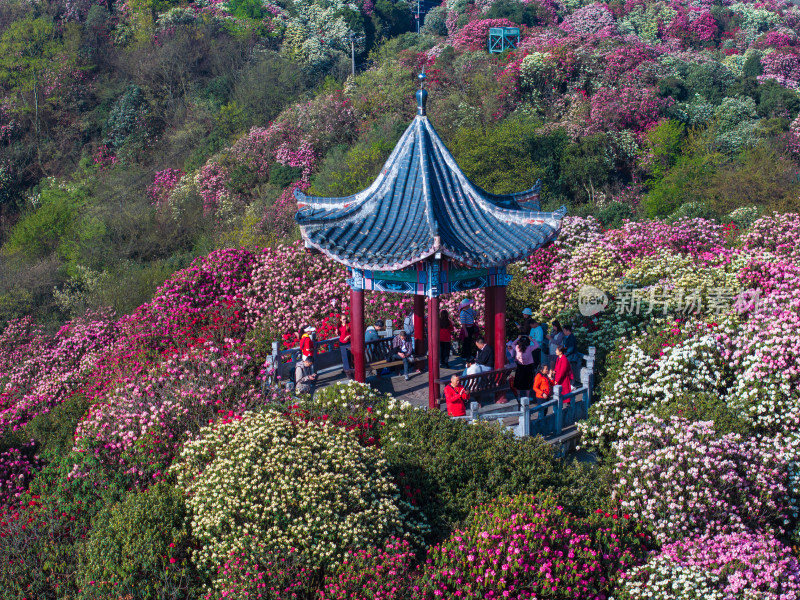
[350,34,355,76]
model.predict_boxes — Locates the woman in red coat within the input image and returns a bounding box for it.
[553,346,573,395]
[444,374,469,417]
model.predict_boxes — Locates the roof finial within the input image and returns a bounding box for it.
[416,68,428,116]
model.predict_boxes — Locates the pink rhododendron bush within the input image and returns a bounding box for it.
[617,531,800,600]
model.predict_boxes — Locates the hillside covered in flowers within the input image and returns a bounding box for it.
[1,210,800,597]
[4,0,800,322]
[4,0,800,597]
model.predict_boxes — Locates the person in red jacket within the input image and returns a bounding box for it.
[444,374,469,417]
[299,326,315,360]
[533,365,554,402]
[439,309,454,368]
[338,316,351,345]
[553,345,573,395]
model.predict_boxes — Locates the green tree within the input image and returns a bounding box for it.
[560,133,613,204]
[644,119,686,182]
[0,17,63,159]
[4,183,87,260]
[448,118,566,195]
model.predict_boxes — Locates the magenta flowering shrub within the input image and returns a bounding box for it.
[147,168,183,207]
[206,540,317,600]
[560,3,616,36]
[416,494,649,599]
[0,442,41,508]
[448,18,519,51]
[0,311,118,434]
[666,8,718,47]
[612,415,793,544]
[759,48,800,88]
[619,531,800,600]
[195,162,229,214]
[318,537,418,599]
[740,211,800,261]
[588,85,671,133]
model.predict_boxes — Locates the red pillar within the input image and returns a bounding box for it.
[494,286,506,371]
[427,296,440,410]
[413,294,425,356]
[484,287,495,350]
[350,289,365,383]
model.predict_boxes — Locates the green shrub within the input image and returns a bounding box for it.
[485,0,544,26]
[269,164,304,188]
[381,408,562,542]
[0,449,131,600]
[77,483,197,600]
[742,50,763,77]
[4,182,87,260]
[24,394,90,458]
[597,201,634,229]
[666,201,718,222]
[421,5,447,35]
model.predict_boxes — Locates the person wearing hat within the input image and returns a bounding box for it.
[458,298,478,358]
[299,325,315,360]
[520,307,534,337]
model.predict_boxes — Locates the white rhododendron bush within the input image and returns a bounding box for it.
[171,410,408,585]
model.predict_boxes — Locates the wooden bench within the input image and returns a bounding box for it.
[438,366,516,404]
[341,337,425,378]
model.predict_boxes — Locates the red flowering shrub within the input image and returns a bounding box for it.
[415,494,649,599]
[448,18,519,51]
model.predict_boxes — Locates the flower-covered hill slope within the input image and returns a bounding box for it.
[1,211,800,598]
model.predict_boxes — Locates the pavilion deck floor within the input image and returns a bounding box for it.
[314,356,518,414]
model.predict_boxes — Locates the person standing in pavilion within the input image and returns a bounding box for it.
[553,345,573,395]
[529,318,544,368]
[403,308,414,337]
[338,315,351,346]
[444,374,469,417]
[458,298,478,358]
[299,326,315,361]
[520,308,534,337]
[562,324,580,368]
[474,336,494,369]
[547,320,564,367]
[439,309,454,368]
[512,334,537,398]
[533,364,554,402]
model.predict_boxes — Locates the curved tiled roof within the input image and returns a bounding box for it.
[295,108,566,271]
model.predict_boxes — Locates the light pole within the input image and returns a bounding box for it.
[350,33,355,76]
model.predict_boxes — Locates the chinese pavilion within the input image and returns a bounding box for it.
[295,74,565,408]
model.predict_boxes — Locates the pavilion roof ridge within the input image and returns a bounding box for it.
[295,95,565,271]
